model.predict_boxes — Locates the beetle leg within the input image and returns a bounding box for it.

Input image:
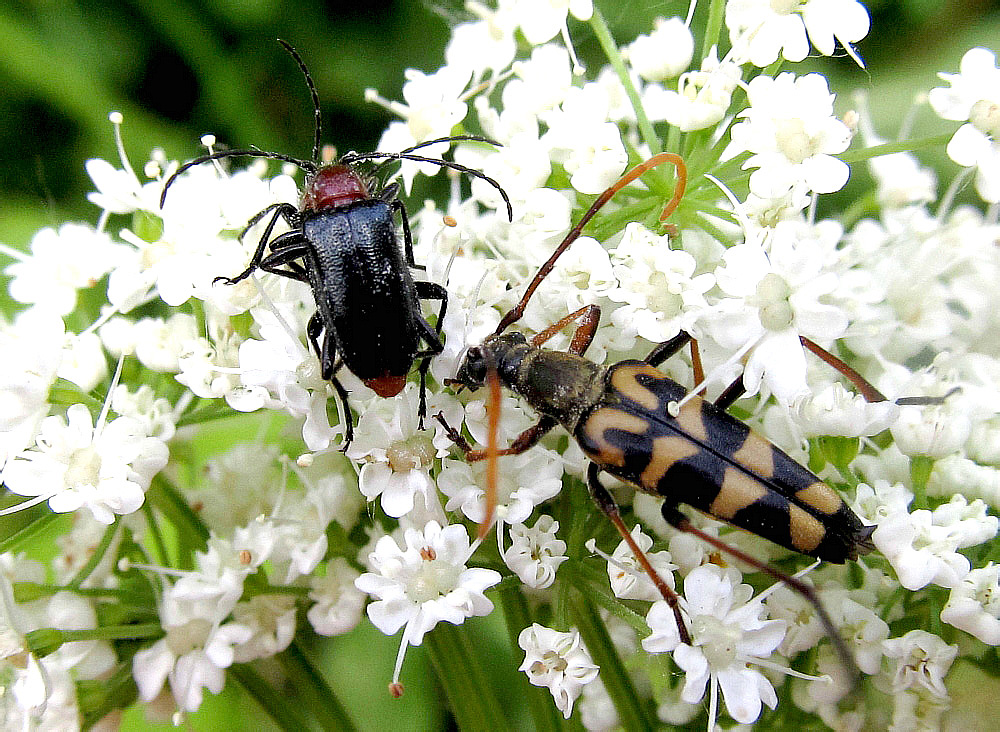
[390,198,423,270]
[218,203,299,285]
[644,331,693,368]
[258,242,313,283]
[413,280,448,427]
[330,374,355,451]
[434,413,557,462]
[659,504,860,682]
[588,464,691,645]
[530,305,601,356]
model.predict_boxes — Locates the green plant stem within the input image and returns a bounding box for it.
[589,9,661,155]
[61,623,163,642]
[840,134,954,163]
[498,587,565,732]
[0,512,61,553]
[426,624,512,731]
[142,501,171,566]
[278,641,357,732]
[68,521,118,590]
[701,0,728,60]
[570,593,652,732]
[231,664,317,732]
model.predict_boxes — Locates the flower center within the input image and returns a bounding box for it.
[775,118,817,163]
[692,614,742,669]
[969,99,1000,138]
[165,618,213,656]
[64,446,102,488]
[387,435,436,472]
[530,650,569,676]
[407,557,462,603]
[753,272,795,331]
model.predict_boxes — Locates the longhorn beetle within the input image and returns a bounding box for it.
[160,40,512,448]
[433,152,927,677]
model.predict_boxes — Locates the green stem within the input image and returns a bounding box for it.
[68,521,118,590]
[570,593,652,732]
[0,512,61,553]
[61,623,163,642]
[231,664,317,732]
[840,134,954,163]
[142,501,170,567]
[425,624,511,730]
[498,587,565,732]
[146,474,210,561]
[701,0,728,60]
[278,641,357,732]
[589,9,661,155]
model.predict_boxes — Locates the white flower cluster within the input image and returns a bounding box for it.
[2,1,1000,729]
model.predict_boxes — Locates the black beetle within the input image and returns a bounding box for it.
[160,40,512,448]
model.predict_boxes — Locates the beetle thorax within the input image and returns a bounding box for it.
[301,164,369,211]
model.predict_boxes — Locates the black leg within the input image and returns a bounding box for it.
[218,203,299,285]
[645,332,693,368]
[391,198,423,270]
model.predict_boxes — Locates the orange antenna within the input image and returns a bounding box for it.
[494,152,686,336]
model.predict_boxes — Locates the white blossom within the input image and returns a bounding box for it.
[307,558,366,636]
[504,515,568,589]
[518,624,599,718]
[643,564,786,727]
[929,47,1000,202]
[3,403,168,523]
[355,521,501,691]
[727,73,852,198]
[624,17,694,81]
[882,629,958,699]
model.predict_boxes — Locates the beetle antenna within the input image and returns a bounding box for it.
[340,151,514,222]
[479,365,502,539]
[160,150,317,208]
[276,39,323,164]
[494,152,687,335]
[391,134,503,157]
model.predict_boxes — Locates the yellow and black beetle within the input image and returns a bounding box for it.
[436,153,892,668]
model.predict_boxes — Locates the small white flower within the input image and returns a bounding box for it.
[437,447,563,526]
[512,0,593,46]
[727,73,852,198]
[0,309,64,466]
[726,0,870,67]
[871,494,997,591]
[928,47,1000,203]
[624,17,694,81]
[599,525,677,602]
[642,564,786,727]
[940,562,1000,644]
[347,383,462,518]
[355,521,501,691]
[307,558,366,636]
[4,223,127,316]
[792,381,898,438]
[504,515,568,589]
[607,222,714,343]
[649,46,741,132]
[133,542,255,712]
[882,629,958,699]
[3,403,168,524]
[231,594,297,663]
[518,624,599,719]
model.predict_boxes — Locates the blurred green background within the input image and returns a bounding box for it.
[0,0,998,729]
[0,0,998,253]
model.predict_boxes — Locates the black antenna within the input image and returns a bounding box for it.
[159,150,316,209]
[276,39,322,163]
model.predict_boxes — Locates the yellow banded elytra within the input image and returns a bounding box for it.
[576,360,875,564]
[435,153,880,672]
